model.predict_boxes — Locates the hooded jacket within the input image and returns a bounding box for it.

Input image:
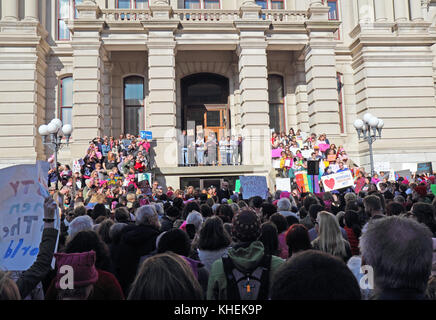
[112,224,160,296]
[206,241,284,300]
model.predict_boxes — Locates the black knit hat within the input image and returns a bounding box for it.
[232,209,261,242]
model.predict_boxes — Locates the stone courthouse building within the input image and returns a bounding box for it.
[0,0,436,189]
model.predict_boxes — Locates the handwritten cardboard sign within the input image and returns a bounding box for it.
[327,155,337,162]
[276,178,291,192]
[0,161,60,271]
[321,170,354,192]
[239,176,268,200]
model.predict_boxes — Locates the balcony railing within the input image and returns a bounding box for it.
[101,8,307,23]
[262,10,307,22]
[102,9,152,22]
[173,9,240,22]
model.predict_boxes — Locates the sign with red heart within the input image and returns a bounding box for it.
[321,170,354,191]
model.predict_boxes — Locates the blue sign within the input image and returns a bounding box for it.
[417,162,433,174]
[140,131,152,140]
[239,176,269,200]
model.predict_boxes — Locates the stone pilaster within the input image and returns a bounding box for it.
[0,19,50,166]
[304,4,341,138]
[103,59,112,137]
[70,2,105,157]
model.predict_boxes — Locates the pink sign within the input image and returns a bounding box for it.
[271,148,283,158]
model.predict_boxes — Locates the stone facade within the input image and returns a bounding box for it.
[0,0,436,189]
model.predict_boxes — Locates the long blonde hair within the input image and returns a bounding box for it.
[316,211,346,258]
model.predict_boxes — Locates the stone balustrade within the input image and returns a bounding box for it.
[101,8,307,23]
[262,10,307,22]
[102,9,152,22]
[173,9,240,22]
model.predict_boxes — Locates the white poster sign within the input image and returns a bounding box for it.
[321,170,355,192]
[276,178,291,192]
[0,161,60,271]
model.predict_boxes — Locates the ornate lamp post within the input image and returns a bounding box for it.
[353,113,384,177]
[38,119,73,190]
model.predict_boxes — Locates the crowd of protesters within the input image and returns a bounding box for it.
[271,129,353,181]
[1,129,436,301]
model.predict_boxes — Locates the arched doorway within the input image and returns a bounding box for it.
[181,73,230,142]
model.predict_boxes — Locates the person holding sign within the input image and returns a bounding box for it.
[195,134,205,166]
[0,197,59,300]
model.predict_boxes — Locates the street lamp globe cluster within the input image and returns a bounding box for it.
[353,113,384,177]
[38,119,73,189]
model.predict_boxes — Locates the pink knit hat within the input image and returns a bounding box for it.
[54,251,99,289]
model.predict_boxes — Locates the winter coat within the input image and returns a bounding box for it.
[112,224,160,296]
[206,241,285,300]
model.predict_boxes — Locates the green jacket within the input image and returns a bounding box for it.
[206,241,285,300]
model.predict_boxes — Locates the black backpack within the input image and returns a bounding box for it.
[222,254,272,300]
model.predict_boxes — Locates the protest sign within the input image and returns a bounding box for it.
[417,162,433,174]
[271,148,283,158]
[0,161,60,271]
[284,159,291,167]
[321,170,354,192]
[272,159,281,169]
[235,179,241,193]
[239,176,268,200]
[139,131,152,140]
[301,150,312,159]
[374,162,390,173]
[431,185,436,196]
[138,172,152,185]
[395,169,411,181]
[73,159,81,173]
[276,178,291,192]
[327,155,336,162]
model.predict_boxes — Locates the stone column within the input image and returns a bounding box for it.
[235,4,270,167]
[2,0,19,21]
[358,0,371,23]
[24,0,39,21]
[374,0,387,22]
[393,0,408,22]
[70,2,105,157]
[147,3,179,168]
[409,0,423,21]
[305,2,341,138]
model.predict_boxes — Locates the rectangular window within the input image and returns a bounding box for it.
[185,0,201,9]
[271,0,284,10]
[60,77,73,125]
[204,0,220,9]
[58,0,70,40]
[327,0,338,20]
[255,0,268,9]
[337,73,345,133]
[117,0,131,8]
[135,0,148,8]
